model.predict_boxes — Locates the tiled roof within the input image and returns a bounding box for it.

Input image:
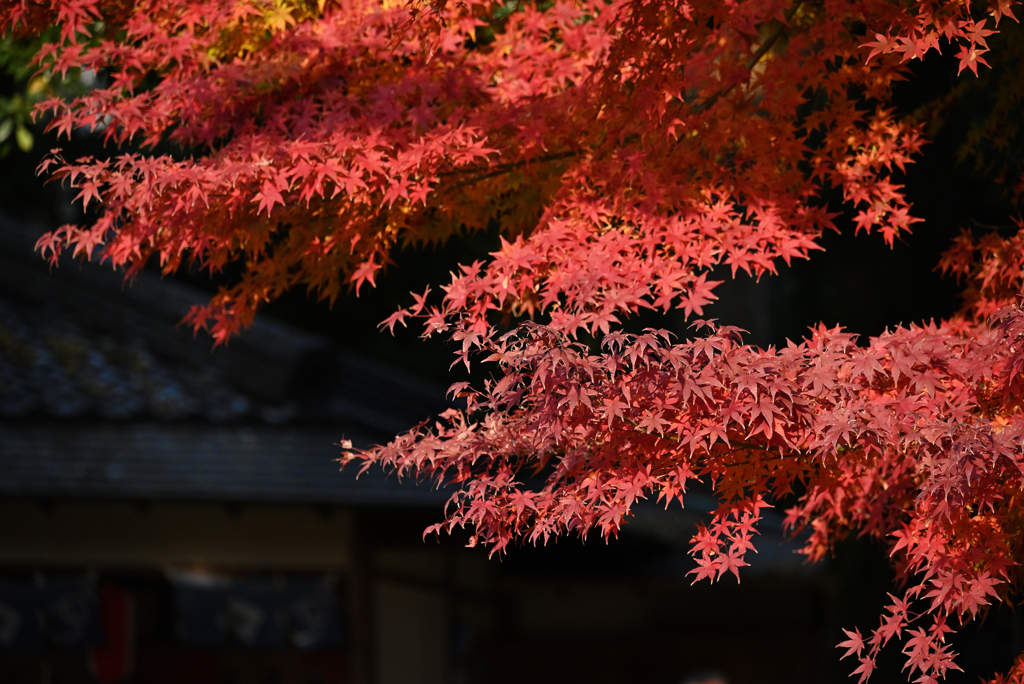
[0,213,450,505]
[0,214,446,426]
[0,423,449,506]
[0,296,259,422]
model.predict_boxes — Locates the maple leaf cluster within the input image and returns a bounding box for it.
[4,0,1024,680]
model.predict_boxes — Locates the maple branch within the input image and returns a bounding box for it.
[439,5,807,192]
[432,3,806,196]
[440,149,580,190]
[438,150,580,180]
[443,4,806,194]
[692,1,805,115]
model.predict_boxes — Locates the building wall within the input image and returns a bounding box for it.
[0,499,354,570]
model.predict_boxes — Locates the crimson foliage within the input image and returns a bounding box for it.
[4,0,1024,680]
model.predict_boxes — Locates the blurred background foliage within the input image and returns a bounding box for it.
[0,33,44,156]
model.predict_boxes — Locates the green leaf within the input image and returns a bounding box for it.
[0,118,12,144]
[14,125,32,152]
